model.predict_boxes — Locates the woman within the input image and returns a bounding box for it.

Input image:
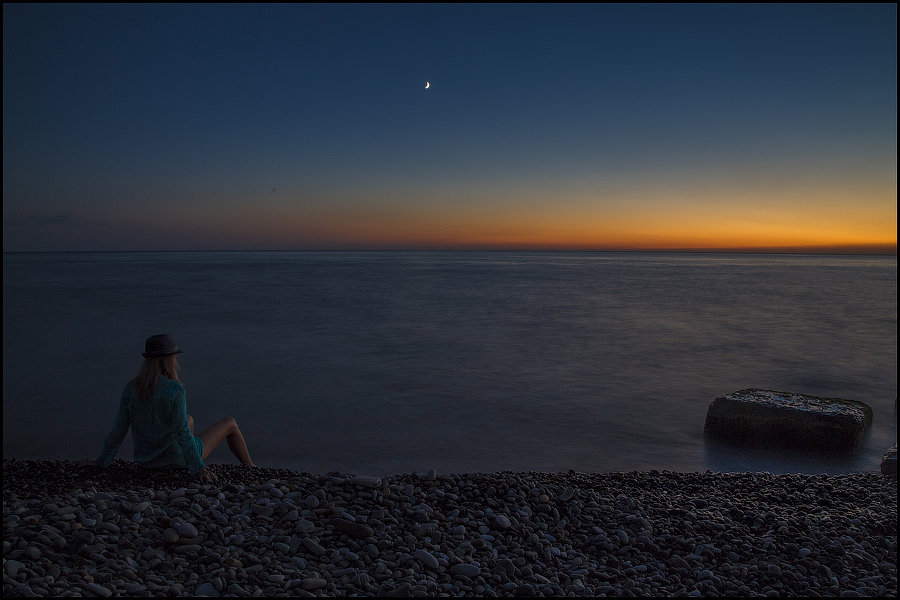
[96,334,255,482]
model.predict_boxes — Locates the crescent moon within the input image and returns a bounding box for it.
[425,81,430,89]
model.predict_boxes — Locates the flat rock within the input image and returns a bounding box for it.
[333,517,374,539]
[5,559,24,578]
[414,549,440,570]
[881,443,897,478]
[303,538,327,556]
[301,578,327,590]
[494,514,511,529]
[83,583,113,597]
[175,522,199,538]
[295,518,315,533]
[195,582,219,597]
[704,388,873,452]
[449,563,481,578]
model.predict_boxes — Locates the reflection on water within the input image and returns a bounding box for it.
[702,436,867,475]
[3,251,896,475]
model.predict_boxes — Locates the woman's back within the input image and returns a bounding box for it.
[98,372,204,474]
[124,376,194,468]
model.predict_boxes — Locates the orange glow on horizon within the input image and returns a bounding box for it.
[174,176,897,253]
[200,205,896,253]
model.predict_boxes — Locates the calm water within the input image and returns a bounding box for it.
[3,251,896,476]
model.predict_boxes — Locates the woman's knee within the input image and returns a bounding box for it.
[188,415,194,434]
[220,416,237,430]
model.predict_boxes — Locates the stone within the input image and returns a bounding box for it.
[449,563,481,578]
[5,559,25,578]
[333,518,374,539]
[83,583,113,597]
[251,504,275,516]
[351,475,382,488]
[414,549,440,570]
[295,518,315,533]
[881,443,897,478]
[175,522,199,538]
[301,578,327,590]
[303,538,327,556]
[196,582,220,596]
[100,522,121,534]
[703,388,873,451]
[494,514,511,529]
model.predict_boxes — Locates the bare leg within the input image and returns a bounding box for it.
[187,415,194,435]
[196,417,255,466]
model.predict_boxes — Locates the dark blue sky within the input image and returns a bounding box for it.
[3,3,896,251]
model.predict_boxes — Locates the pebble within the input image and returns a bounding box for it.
[83,582,112,597]
[2,459,896,598]
[295,518,315,533]
[175,521,198,538]
[163,528,180,543]
[351,475,382,488]
[124,582,144,594]
[301,577,327,590]
[196,582,219,596]
[303,538,327,556]
[333,517,373,539]
[4,560,24,578]
[449,563,481,578]
[414,549,440,570]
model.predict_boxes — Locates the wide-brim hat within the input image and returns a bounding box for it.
[142,334,184,358]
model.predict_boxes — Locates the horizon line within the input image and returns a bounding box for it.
[3,245,897,256]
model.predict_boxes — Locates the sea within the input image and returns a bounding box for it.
[2,251,896,476]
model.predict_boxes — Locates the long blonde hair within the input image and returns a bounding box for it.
[133,354,180,400]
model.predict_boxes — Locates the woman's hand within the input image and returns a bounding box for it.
[196,467,218,484]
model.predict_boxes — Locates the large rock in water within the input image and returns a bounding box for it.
[704,388,873,452]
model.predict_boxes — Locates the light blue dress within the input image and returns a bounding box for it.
[98,375,205,475]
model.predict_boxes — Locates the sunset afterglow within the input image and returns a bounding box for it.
[3,4,896,253]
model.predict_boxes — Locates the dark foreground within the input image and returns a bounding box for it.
[2,459,897,597]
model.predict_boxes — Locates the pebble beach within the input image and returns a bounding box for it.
[3,459,896,597]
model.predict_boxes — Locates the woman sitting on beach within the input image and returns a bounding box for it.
[95,334,255,483]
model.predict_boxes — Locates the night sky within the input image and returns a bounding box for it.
[3,3,896,252]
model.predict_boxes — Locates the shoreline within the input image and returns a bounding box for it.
[3,459,897,597]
